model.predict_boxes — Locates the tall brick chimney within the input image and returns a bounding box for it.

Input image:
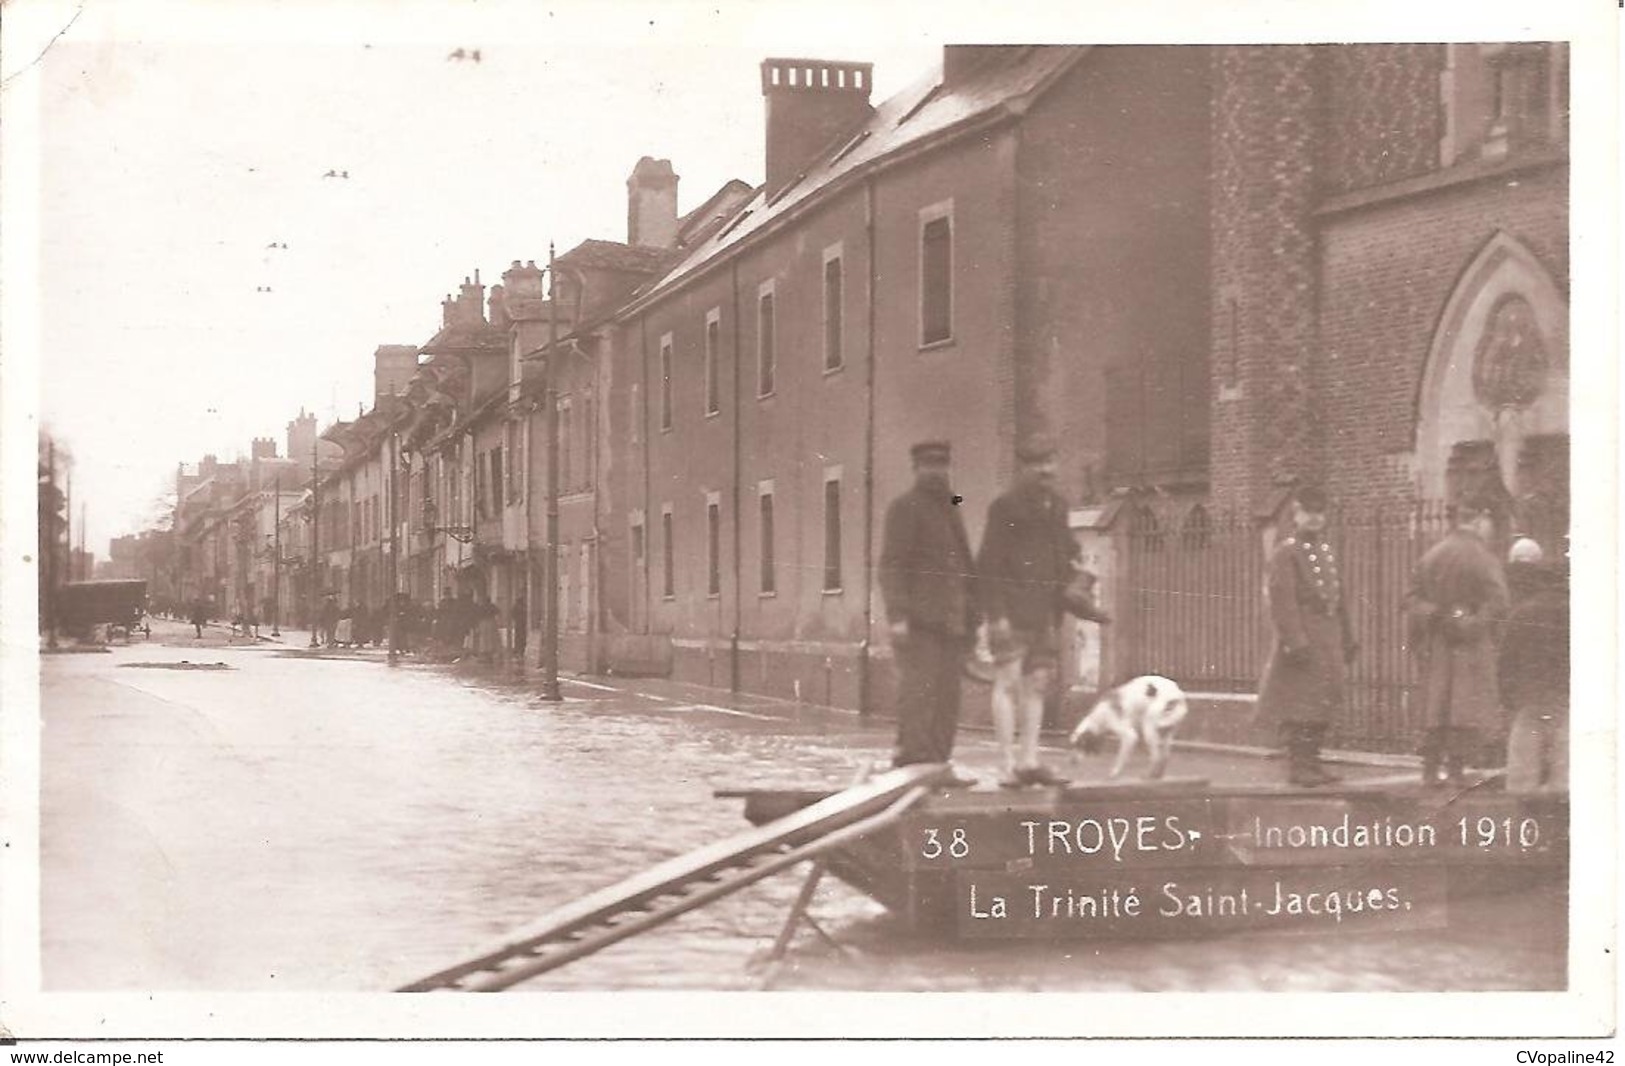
[373,345,419,401]
[627,157,679,248]
[455,270,487,326]
[760,58,874,198]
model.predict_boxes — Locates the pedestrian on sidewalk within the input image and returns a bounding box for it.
[976,432,1076,790]
[319,593,340,647]
[878,440,980,787]
[189,597,207,640]
[1403,494,1509,787]
[511,590,528,667]
[1499,541,1568,794]
[1256,484,1358,787]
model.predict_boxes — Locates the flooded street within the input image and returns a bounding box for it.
[41,620,1565,993]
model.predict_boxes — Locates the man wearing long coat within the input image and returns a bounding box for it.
[1404,497,1509,785]
[879,440,979,783]
[1257,485,1357,786]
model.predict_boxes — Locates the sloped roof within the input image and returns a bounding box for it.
[559,239,674,274]
[637,46,1085,304]
[420,318,506,354]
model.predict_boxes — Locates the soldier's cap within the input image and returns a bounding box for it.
[1015,432,1057,464]
[910,440,952,464]
[1291,483,1330,512]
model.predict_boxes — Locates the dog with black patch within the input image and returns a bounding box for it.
[1069,675,1189,780]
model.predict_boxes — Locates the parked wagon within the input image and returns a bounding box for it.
[57,579,150,642]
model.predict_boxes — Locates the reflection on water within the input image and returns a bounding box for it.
[41,628,1566,993]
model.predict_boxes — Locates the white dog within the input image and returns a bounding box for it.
[1068,675,1189,780]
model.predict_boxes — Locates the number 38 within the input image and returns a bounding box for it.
[920,827,970,859]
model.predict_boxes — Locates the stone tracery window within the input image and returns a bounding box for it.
[1471,293,1549,410]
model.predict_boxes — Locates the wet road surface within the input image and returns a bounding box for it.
[40,619,1566,992]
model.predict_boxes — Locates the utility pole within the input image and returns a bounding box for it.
[309,440,320,648]
[79,502,87,579]
[44,437,58,649]
[387,432,400,666]
[539,242,562,701]
[272,473,282,637]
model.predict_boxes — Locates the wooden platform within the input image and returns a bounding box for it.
[720,776,1568,938]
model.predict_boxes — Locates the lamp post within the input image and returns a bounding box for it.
[387,431,400,666]
[271,474,282,636]
[309,440,320,648]
[539,243,563,702]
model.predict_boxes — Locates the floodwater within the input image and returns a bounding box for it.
[39,620,1566,994]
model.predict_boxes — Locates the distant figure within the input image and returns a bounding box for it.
[1501,548,1569,795]
[1256,484,1358,787]
[1403,495,1510,786]
[511,590,528,666]
[189,597,207,639]
[243,604,259,640]
[879,440,979,786]
[319,594,340,647]
[977,433,1077,789]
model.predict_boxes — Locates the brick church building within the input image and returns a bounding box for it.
[583,43,1567,719]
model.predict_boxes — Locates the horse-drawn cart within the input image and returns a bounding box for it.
[58,579,150,642]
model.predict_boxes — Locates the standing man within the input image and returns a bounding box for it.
[1257,485,1358,787]
[1404,494,1509,786]
[976,433,1077,789]
[878,440,979,785]
[511,589,528,669]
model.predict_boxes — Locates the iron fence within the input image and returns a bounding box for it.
[1118,500,1456,753]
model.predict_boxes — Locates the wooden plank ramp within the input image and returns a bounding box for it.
[397,763,946,992]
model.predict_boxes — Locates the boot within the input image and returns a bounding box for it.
[1420,729,1445,788]
[1287,727,1329,787]
[1305,724,1341,784]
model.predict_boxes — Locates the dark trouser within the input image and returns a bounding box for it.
[893,629,965,766]
[1421,725,1481,782]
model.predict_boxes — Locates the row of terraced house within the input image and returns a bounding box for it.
[148,44,1569,745]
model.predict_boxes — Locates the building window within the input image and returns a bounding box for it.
[823,468,842,592]
[490,445,504,510]
[579,543,591,629]
[661,506,675,599]
[823,246,844,372]
[659,334,674,431]
[919,202,953,347]
[758,481,776,595]
[757,281,776,397]
[630,383,641,445]
[706,493,721,597]
[705,308,722,416]
[630,516,645,574]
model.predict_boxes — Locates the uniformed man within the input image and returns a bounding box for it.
[1403,494,1510,786]
[976,433,1078,789]
[878,440,980,785]
[1257,484,1358,787]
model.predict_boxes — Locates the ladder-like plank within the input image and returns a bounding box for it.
[398,763,945,991]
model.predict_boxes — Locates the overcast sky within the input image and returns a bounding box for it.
[4,0,1607,559]
[19,1,941,556]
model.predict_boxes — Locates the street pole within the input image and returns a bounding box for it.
[309,440,320,648]
[45,437,58,649]
[539,242,562,701]
[387,432,400,666]
[272,473,282,636]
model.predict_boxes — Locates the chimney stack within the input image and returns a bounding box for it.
[373,345,419,402]
[627,157,680,248]
[759,58,873,198]
[454,271,487,326]
[500,260,547,322]
[488,283,510,331]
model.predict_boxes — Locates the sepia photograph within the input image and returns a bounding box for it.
[0,0,1616,1052]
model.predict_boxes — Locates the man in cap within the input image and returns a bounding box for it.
[1404,493,1510,786]
[976,433,1078,788]
[1256,484,1359,787]
[878,440,980,785]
